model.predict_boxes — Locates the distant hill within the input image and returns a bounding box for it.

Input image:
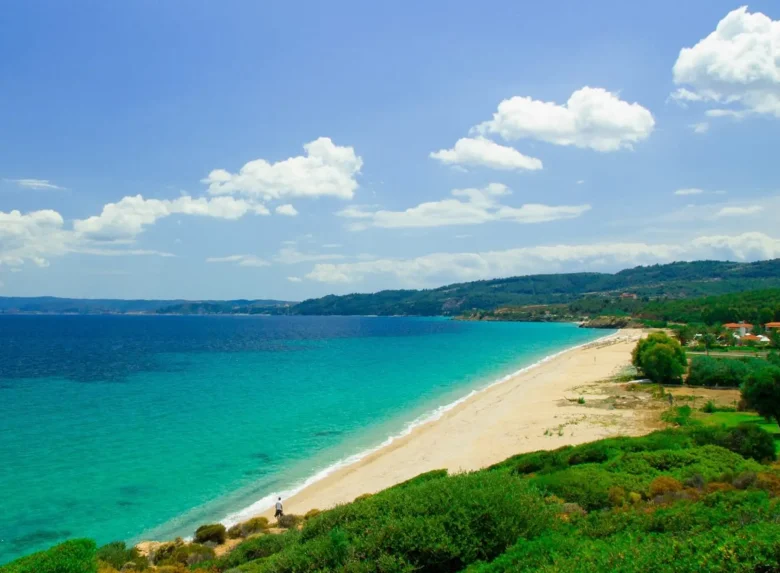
[4,259,779,317]
[291,259,780,316]
[0,297,292,315]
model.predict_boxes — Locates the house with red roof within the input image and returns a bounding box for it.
[723,322,753,336]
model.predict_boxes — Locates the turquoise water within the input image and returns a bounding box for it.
[0,315,608,563]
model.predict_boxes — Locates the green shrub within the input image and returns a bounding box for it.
[228,516,270,539]
[95,541,147,570]
[661,405,693,426]
[687,355,763,387]
[194,523,227,545]
[277,514,303,529]
[741,364,780,426]
[702,400,717,413]
[719,423,777,462]
[304,509,321,520]
[156,543,214,567]
[206,531,301,570]
[0,539,97,573]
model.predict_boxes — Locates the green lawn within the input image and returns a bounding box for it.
[700,411,780,453]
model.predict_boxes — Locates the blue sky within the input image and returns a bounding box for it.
[1,1,779,300]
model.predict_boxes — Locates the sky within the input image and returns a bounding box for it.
[1,0,780,301]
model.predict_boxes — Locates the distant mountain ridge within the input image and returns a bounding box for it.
[0,297,293,315]
[3,259,779,316]
[290,259,780,316]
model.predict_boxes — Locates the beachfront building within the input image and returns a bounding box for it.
[723,322,753,337]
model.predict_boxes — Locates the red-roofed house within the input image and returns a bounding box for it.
[739,333,770,346]
[765,322,780,330]
[723,322,753,336]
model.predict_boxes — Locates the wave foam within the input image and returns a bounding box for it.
[221,330,619,526]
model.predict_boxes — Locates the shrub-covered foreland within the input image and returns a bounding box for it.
[4,423,780,573]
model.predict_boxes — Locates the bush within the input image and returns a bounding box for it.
[194,523,226,545]
[719,423,777,462]
[649,476,683,497]
[304,509,321,520]
[95,541,147,570]
[227,516,269,539]
[687,355,762,388]
[741,364,780,426]
[702,400,717,413]
[206,532,301,570]
[661,405,693,427]
[0,539,97,573]
[277,514,303,529]
[156,544,214,567]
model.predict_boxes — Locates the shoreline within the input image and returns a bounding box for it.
[217,328,643,528]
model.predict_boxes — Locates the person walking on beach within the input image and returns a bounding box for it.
[275,497,284,518]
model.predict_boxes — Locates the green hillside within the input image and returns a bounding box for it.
[292,259,780,316]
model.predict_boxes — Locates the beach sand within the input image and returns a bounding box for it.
[256,328,648,519]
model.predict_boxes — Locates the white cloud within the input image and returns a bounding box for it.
[1,207,177,268]
[322,243,342,248]
[275,204,299,216]
[576,180,585,185]
[473,87,655,152]
[430,137,543,171]
[74,195,268,242]
[0,209,66,268]
[672,7,780,118]
[715,205,763,217]
[337,183,590,229]
[206,254,270,267]
[203,137,363,200]
[305,232,780,285]
[4,178,65,190]
[274,246,345,265]
[287,276,303,283]
[674,188,705,196]
[690,122,710,134]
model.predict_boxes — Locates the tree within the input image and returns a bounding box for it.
[632,332,687,384]
[673,325,696,347]
[741,365,780,426]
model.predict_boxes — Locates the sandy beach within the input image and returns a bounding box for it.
[254,328,647,519]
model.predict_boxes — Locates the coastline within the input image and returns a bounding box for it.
[218,328,645,528]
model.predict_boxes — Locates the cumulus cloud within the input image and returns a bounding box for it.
[672,6,780,118]
[205,254,270,267]
[305,232,780,286]
[337,183,590,230]
[275,204,299,216]
[203,137,363,200]
[715,205,763,217]
[472,87,655,152]
[430,137,543,171]
[74,195,268,241]
[4,178,65,190]
[0,207,177,268]
[287,276,303,283]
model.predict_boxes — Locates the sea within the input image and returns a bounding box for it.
[0,315,609,564]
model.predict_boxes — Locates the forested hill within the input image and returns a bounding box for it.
[291,259,780,316]
[3,259,779,316]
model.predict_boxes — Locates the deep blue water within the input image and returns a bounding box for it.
[0,315,607,564]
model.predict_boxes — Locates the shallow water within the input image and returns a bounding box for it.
[0,315,607,563]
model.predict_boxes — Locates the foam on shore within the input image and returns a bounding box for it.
[221,330,620,527]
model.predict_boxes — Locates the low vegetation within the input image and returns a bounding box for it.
[4,420,780,573]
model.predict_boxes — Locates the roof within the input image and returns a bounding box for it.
[723,322,753,328]
[740,334,762,341]
[765,322,780,328]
